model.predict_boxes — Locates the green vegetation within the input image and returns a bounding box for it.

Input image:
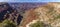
[0,19,16,27]
[29,21,51,27]
[29,21,44,27]
[54,14,60,20]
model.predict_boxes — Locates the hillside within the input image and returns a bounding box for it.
[1,2,60,27]
[0,2,47,27]
[20,3,60,27]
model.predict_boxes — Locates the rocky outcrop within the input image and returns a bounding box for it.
[0,3,23,26]
[0,3,13,22]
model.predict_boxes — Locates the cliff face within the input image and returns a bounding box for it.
[0,3,47,27]
[0,3,13,22]
[0,3,23,26]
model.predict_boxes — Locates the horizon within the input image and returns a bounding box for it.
[0,0,60,3]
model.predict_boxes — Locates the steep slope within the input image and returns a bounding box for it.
[20,3,60,27]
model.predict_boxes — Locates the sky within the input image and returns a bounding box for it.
[0,0,60,2]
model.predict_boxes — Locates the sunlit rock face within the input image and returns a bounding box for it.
[21,3,60,27]
[48,3,60,27]
[34,3,60,27]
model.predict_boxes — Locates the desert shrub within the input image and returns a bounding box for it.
[0,19,16,27]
